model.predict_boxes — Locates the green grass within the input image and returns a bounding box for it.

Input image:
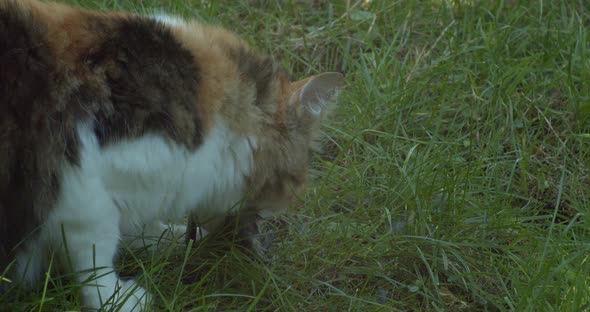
[2,0,590,311]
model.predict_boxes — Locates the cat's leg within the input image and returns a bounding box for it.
[49,174,149,311]
[13,241,43,285]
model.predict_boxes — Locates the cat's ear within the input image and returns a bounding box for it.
[292,72,345,119]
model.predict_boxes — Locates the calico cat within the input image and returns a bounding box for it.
[0,0,344,310]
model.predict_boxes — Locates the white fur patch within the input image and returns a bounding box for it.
[151,13,185,27]
[16,116,256,310]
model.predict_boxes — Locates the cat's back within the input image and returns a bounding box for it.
[0,0,210,166]
[0,0,87,136]
[0,0,56,115]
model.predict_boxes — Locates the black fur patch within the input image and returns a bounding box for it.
[88,17,203,149]
[0,1,78,262]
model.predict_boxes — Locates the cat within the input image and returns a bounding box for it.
[0,0,344,310]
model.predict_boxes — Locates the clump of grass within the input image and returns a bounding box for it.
[2,0,590,311]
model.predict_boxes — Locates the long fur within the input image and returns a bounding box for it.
[0,0,344,310]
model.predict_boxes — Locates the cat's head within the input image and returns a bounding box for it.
[246,70,345,218]
[161,20,344,220]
